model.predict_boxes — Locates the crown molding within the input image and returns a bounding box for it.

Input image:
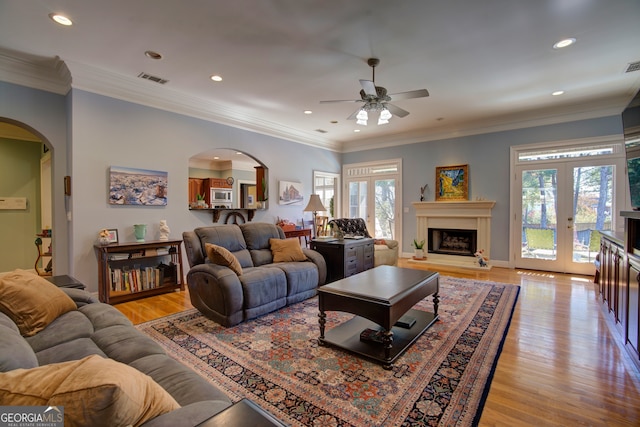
[341,98,625,153]
[64,61,342,152]
[0,50,70,95]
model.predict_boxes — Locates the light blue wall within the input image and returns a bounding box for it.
[68,89,341,291]
[0,77,626,289]
[343,115,624,262]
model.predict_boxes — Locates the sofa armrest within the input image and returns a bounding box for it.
[140,400,232,427]
[302,248,327,286]
[185,264,245,327]
[60,288,100,307]
[379,239,398,249]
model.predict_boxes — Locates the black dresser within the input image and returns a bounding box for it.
[310,238,374,283]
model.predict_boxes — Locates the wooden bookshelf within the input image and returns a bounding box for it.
[94,239,183,304]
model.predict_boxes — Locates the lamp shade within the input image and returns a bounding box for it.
[303,194,326,212]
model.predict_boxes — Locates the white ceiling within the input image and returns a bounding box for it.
[0,0,639,153]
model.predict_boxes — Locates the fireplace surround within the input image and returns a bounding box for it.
[411,201,495,270]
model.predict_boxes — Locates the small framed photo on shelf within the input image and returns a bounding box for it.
[106,229,119,244]
[435,164,469,201]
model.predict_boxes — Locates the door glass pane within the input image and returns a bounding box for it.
[375,179,395,239]
[348,181,367,218]
[522,169,558,260]
[314,175,335,217]
[572,165,613,263]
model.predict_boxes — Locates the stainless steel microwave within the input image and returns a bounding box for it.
[211,188,232,203]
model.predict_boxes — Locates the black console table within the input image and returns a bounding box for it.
[45,275,86,290]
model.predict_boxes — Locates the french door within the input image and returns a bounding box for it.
[514,154,624,274]
[343,160,401,242]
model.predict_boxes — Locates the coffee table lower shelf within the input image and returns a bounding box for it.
[318,308,438,369]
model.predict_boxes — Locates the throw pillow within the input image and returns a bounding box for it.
[269,238,307,262]
[0,269,77,337]
[0,355,180,427]
[205,243,243,275]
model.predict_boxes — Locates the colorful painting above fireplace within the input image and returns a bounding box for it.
[436,164,468,201]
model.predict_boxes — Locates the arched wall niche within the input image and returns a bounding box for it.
[188,148,268,211]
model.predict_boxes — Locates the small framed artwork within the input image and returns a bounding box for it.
[278,180,304,205]
[436,164,469,201]
[106,229,119,244]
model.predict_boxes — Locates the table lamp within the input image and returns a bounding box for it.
[303,194,326,238]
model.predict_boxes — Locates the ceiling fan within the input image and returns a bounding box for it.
[320,58,429,125]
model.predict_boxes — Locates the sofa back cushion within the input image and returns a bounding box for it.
[0,312,38,371]
[240,223,285,266]
[194,225,254,268]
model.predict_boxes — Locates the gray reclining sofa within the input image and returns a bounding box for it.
[183,222,327,327]
[0,277,232,426]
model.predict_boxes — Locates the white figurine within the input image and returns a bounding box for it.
[159,220,170,241]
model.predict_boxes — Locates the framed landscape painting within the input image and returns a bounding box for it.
[436,164,468,201]
[109,166,168,205]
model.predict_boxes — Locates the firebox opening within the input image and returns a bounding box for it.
[428,228,477,257]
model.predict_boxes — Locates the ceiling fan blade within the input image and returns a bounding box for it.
[319,99,362,104]
[359,79,377,97]
[386,103,410,118]
[389,89,430,101]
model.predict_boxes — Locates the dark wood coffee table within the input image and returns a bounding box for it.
[318,265,439,369]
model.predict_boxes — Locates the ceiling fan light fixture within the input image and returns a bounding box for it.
[356,109,368,120]
[380,108,392,121]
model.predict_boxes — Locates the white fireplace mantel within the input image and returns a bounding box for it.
[411,200,496,270]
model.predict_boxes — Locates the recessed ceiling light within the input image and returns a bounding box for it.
[213,156,220,160]
[354,129,361,133]
[210,75,222,82]
[49,13,72,26]
[553,38,576,49]
[330,120,338,124]
[552,90,565,96]
[304,110,313,115]
[144,50,163,60]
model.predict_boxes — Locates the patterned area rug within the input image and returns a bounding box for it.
[137,276,519,426]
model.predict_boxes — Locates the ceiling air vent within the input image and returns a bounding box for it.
[137,72,169,84]
[625,61,640,73]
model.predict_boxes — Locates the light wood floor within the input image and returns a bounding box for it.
[115,260,640,426]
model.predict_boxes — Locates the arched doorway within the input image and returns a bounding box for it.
[0,119,53,274]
